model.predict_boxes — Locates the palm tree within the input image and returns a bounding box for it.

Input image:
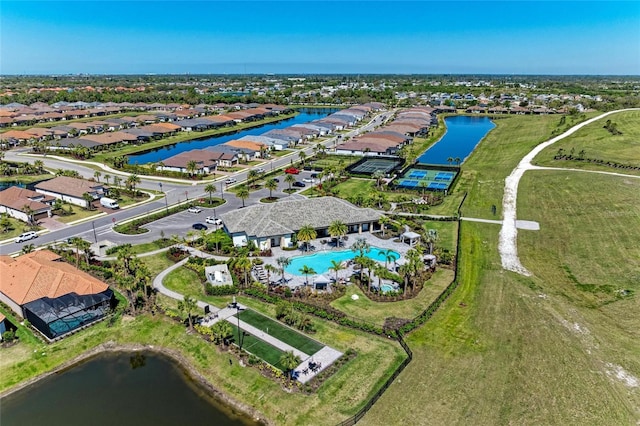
[447,156,454,166]
[284,173,296,190]
[178,295,198,330]
[22,205,35,226]
[33,160,44,173]
[264,264,278,287]
[82,193,94,210]
[351,237,371,257]
[329,260,345,283]
[21,243,35,254]
[454,157,461,165]
[113,175,121,188]
[379,215,390,237]
[372,170,384,189]
[204,183,216,203]
[211,321,233,345]
[424,228,439,254]
[103,174,111,186]
[299,264,316,287]
[236,185,249,208]
[186,160,198,177]
[126,174,140,193]
[93,170,101,182]
[265,178,278,199]
[247,169,259,188]
[279,351,301,381]
[378,248,398,269]
[296,224,316,252]
[274,256,290,282]
[328,220,347,247]
[235,256,252,288]
[299,151,307,165]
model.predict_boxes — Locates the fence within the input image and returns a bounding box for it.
[336,332,413,426]
[335,192,467,425]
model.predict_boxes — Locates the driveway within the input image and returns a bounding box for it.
[38,216,69,231]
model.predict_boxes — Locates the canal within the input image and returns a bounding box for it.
[418,115,495,165]
[128,108,336,165]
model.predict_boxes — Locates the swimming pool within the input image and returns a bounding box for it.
[285,247,400,276]
[380,283,396,293]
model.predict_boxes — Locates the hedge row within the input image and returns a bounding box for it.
[244,288,385,335]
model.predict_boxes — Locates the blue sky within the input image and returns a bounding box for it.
[1,1,639,75]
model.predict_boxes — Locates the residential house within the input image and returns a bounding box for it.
[0,250,114,340]
[0,186,54,222]
[35,176,108,208]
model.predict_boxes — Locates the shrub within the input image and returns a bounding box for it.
[2,330,16,342]
[205,283,238,296]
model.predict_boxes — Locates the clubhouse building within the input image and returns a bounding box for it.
[220,197,381,250]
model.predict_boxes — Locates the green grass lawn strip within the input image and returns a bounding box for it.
[236,309,324,355]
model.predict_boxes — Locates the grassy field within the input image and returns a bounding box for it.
[0,173,53,184]
[0,216,42,241]
[363,111,640,425]
[236,309,324,356]
[0,305,404,425]
[533,110,640,175]
[331,268,454,326]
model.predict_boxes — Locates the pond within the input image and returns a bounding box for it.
[128,108,337,164]
[418,115,495,165]
[0,351,259,426]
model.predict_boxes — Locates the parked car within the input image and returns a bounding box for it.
[192,223,208,231]
[310,173,318,179]
[206,216,222,225]
[302,177,314,183]
[273,178,280,182]
[16,231,38,243]
[225,178,237,184]
[187,206,202,213]
[293,181,306,188]
[285,167,300,174]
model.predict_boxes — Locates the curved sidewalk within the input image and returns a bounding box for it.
[151,247,342,382]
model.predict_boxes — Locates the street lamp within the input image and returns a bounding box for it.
[233,298,246,350]
[158,182,168,214]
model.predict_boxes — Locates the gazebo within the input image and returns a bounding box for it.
[400,231,421,247]
[313,274,331,291]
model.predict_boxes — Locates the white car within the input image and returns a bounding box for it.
[16,231,38,243]
[206,216,222,225]
[225,178,237,184]
[302,177,314,183]
[255,167,265,173]
[187,206,202,213]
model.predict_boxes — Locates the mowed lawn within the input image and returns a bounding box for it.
[331,268,454,326]
[236,309,324,356]
[459,112,599,220]
[365,175,640,425]
[534,110,640,175]
[227,322,287,371]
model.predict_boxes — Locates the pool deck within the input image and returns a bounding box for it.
[259,231,410,291]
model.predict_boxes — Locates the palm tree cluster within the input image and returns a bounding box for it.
[113,245,154,313]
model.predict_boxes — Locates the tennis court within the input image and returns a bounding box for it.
[395,168,457,191]
[347,157,404,175]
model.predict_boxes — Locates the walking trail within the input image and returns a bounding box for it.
[151,246,342,383]
[498,108,640,276]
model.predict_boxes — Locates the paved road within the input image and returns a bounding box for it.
[1,110,393,254]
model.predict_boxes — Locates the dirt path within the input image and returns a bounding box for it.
[498,108,640,276]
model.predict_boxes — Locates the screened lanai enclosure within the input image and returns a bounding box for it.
[22,290,115,340]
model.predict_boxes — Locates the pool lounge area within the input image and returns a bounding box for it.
[260,232,409,291]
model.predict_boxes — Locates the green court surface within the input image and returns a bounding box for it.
[395,168,457,190]
[235,309,324,356]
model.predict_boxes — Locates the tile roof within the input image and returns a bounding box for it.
[35,176,106,198]
[221,197,381,239]
[0,250,109,305]
[0,186,52,213]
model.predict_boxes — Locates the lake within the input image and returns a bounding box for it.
[418,115,495,165]
[128,108,336,164]
[0,351,258,426]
